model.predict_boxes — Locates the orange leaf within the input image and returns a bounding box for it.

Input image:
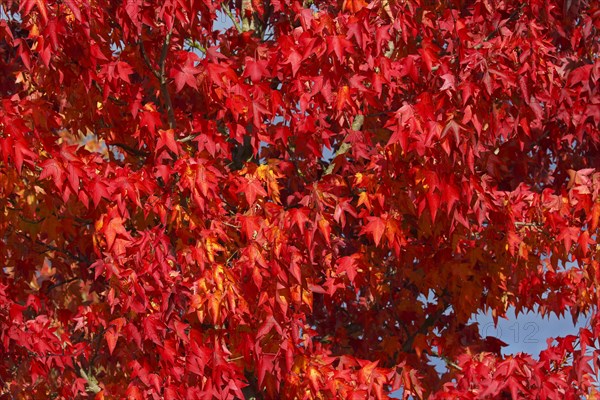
[342,0,368,13]
[336,85,350,111]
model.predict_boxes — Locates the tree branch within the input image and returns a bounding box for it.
[159,28,176,129]
[109,142,150,157]
[139,32,176,128]
[46,277,81,292]
[93,81,128,106]
[138,38,160,80]
[16,232,88,264]
[185,39,206,55]
[323,114,363,175]
[514,221,543,228]
[237,0,261,35]
[223,7,242,33]
[402,304,449,353]
[0,375,15,400]
[427,349,462,371]
[178,134,198,143]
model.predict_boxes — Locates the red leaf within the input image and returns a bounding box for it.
[125,385,143,400]
[239,215,261,240]
[288,208,310,234]
[63,0,82,21]
[426,190,440,222]
[21,0,48,23]
[39,159,64,188]
[439,73,456,91]
[103,217,129,250]
[105,328,118,355]
[170,52,200,92]
[140,105,163,134]
[363,216,386,246]
[317,217,331,245]
[244,57,270,83]
[327,35,352,61]
[90,179,111,208]
[336,255,358,283]
[156,129,179,155]
[286,50,302,77]
[240,177,267,206]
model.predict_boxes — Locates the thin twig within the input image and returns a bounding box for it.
[226,249,239,265]
[513,220,552,239]
[36,240,87,264]
[16,232,88,264]
[514,221,543,228]
[46,277,81,292]
[179,133,199,143]
[17,214,46,224]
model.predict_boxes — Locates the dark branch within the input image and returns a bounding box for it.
[402,303,450,353]
[138,38,161,80]
[158,28,176,129]
[139,33,176,128]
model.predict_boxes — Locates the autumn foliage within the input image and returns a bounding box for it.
[1,0,600,398]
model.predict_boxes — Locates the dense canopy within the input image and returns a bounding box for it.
[0,0,599,398]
